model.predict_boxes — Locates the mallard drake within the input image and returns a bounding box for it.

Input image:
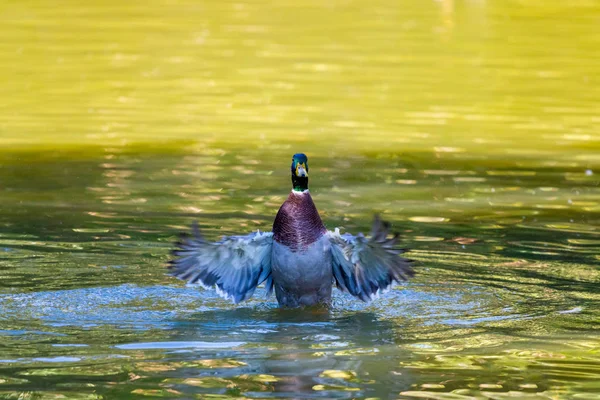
[170,153,413,308]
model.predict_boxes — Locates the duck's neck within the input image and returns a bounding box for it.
[292,175,308,192]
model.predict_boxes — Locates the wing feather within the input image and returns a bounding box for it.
[169,224,274,303]
[327,215,414,302]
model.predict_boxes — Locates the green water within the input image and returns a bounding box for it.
[1,0,600,399]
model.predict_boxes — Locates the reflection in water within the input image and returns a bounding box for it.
[174,309,403,398]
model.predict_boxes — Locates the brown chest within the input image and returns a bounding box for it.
[272,192,326,251]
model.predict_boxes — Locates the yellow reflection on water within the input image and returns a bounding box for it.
[0,0,598,166]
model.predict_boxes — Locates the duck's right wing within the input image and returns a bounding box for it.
[327,216,414,302]
[169,223,274,303]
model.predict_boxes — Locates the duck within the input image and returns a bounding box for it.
[169,153,413,308]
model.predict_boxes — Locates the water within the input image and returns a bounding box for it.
[1,149,598,399]
[1,0,600,399]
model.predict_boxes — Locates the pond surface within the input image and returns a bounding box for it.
[1,0,600,399]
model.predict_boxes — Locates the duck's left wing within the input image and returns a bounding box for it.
[327,216,414,302]
[169,223,274,303]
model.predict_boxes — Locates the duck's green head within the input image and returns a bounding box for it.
[291,153,309,192]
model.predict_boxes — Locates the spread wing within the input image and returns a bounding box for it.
[169,223,274,303]
[327,216,414,302]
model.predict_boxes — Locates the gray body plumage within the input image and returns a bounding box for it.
[271,236,332,307]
